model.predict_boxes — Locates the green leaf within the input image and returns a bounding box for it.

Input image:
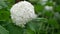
[48,18,59,29]
[0,25,9,34]
[0,10,10,21]
[34,4,44,14]
[42,11,54,18]
[4,23,23,34]
[55,5,60,12]
[24,28,35,34]
[28,22,36,32]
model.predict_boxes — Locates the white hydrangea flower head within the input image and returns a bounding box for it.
[10,1,37,27]
[44,6,53,11]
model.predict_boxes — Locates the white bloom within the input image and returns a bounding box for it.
[44,6,53,11]
[10,1,37,27]
[39,0,48,5]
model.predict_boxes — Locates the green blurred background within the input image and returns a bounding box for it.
[0,0,60,34]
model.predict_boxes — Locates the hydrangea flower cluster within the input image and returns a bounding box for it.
[10,1,37,27]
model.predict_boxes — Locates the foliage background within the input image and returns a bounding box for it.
[0,0,60,34]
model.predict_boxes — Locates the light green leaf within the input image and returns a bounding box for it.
[0,25,9,34]
[4,23,23,34]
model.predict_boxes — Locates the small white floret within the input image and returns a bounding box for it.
[44,6,53,11]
